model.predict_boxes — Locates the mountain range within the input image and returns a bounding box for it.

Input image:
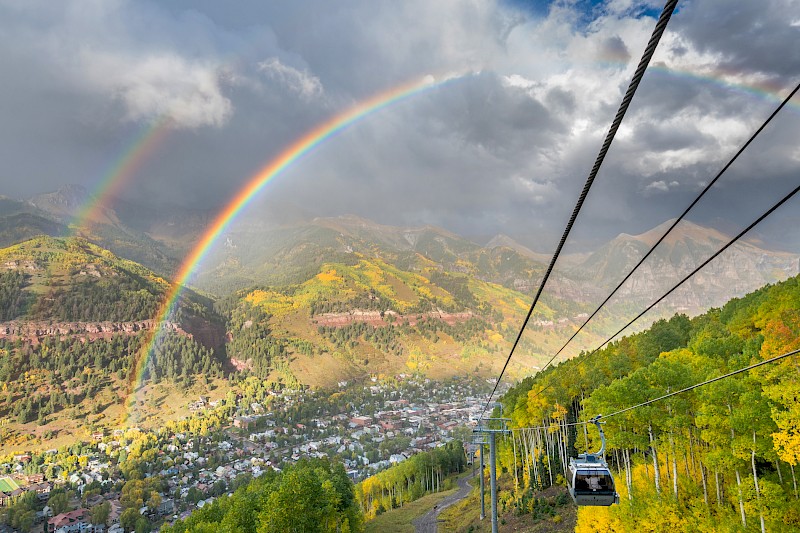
[5,185,799,325]
[1,185,798,448]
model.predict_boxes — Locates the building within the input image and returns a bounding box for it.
[47,508,96,533]
[158,498,175,516]
[29,481,52,501]
[349,416,373,427]
[233,415,257,429]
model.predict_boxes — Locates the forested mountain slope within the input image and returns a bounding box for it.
[213,255,582,388]
[0,236,226,451]
[499,274,800,531]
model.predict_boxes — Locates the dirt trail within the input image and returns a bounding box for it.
[413,472,476,533]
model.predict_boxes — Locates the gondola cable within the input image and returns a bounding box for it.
[480,0,680,420]
[532,81,800,380]
[509,346,800,506]
[600,347,800,420]
[528,178,800,402]
[511,346,800,433]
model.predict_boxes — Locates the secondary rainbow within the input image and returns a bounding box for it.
[124,74,459,419]
[649,65,800,112]
[599,59,800,113]
[71,117,173,234]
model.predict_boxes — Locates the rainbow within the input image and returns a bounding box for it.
[70,117,173,234]
[123,65,798,422]
[124,73,462,421]
[648,65,800,112]
[596,58,800,113]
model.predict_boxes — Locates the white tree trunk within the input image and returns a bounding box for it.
[649,424,661,494]
[700,462,708,508]
[752,432,765,533]
[625,448,633,500]
[736,469,746,528]
[670,434,678,499]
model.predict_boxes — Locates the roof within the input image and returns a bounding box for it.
[48,508,89,528]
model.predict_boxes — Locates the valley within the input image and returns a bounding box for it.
[1,189,798,450]
[1,3,795,531]
[1,189,799,532]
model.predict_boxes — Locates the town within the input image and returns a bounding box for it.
[0,375,494,532]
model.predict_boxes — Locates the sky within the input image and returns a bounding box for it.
[0,0,798,251]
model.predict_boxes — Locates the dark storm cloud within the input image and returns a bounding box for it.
[598,35,631,63]
[629,120,715,152]
[0,0,798,253]
[259,71,578,242]
[674,0,800,80]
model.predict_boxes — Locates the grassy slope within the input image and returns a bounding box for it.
[438,479,577,532]
[0,377,229,456]
[361,469,577,533]
[364,471,473,533]
[0,235,170,306]
[232,256,602,388]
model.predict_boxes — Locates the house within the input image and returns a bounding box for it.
[29,481,52,501]
[233,416,257,429]
[107,500,122,526]
[349,416,372,427]
[85,494,105,508]
[24,473,45,484]
[36,505,53,522]
[47,508,91,533]
[0,488,24,506]
[158,498,175,516]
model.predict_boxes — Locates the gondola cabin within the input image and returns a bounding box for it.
[568,454,619,506]
[567,415,620,506]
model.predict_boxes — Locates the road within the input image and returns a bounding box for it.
[413,471,476,533]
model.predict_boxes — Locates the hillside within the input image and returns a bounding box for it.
[195,214,799,316]
[3,195,800,452]
[0,236,171,321]
[569,219,799,313]
[0,236,226,452]
[24,186,181,276]
[215,255,594,388]
[498,273,800,531]
[196,214,556,297]
[9,187,800,319]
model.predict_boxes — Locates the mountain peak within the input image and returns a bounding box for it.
[28,184,91,218]
[615,219,732,249]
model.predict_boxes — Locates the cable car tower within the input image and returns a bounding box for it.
[568,416,620,506]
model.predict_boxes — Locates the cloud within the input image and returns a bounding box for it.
[0,0,797,251]
[0,1,238,129]
[82,51,232,128]
[257,58,323,100]
[644,180,680,194]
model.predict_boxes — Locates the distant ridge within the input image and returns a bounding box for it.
[28,184,91,220]
[570,218,800,312]
[485,233,551,263]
